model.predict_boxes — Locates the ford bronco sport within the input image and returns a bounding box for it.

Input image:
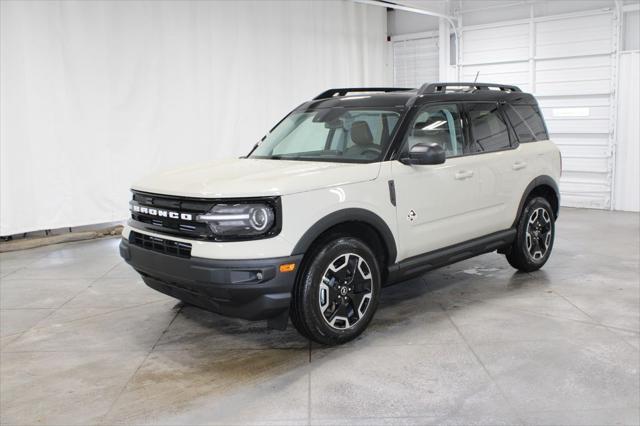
[120,82,561,345]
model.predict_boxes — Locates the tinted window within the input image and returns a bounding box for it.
[405,104,464,157]
[467,103,511,153]
[505,104,548,142]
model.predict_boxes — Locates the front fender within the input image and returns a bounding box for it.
[290,207,397,264]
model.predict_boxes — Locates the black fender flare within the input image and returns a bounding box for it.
[291,208,397,265]
[512,175,560,227]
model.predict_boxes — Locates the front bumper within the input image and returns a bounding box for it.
[119,238,302,321]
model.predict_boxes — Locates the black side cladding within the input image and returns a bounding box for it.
[386,229,517,285]
[291,208,398,265]
[512,176,560,227]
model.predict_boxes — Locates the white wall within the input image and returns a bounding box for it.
[389,0,640,212]
[454,0,617,26]
[0,0,390,236]
[459,11,619,210]
[614,53,640,212]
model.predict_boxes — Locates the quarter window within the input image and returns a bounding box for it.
[405,104,464,157]
[467,103,511,153]
[504,104,548,142]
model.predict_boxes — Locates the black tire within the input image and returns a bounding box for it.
[290,236,381,346]
[506,196,555,272]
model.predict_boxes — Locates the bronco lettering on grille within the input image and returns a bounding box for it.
[131,204,193,221]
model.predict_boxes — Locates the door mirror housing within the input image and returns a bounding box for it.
[400,143,446,165]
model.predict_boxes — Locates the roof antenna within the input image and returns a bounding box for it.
[473,71,480,83]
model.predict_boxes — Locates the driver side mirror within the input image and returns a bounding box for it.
[400,143,446,165]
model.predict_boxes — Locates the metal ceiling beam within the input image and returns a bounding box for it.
[352,0,457,22]
[353,0,460,73]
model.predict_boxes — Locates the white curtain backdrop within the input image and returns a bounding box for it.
[0,0,390,236]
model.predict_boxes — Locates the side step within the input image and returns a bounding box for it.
[386,229,516,285]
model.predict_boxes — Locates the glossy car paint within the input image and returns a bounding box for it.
[131,158,382,198]
[391,139,560,260]
[122,140,560,263]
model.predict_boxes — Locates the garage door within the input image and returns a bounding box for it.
[393,35,439,88]
[460,11,616,209]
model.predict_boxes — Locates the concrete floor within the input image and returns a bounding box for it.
[0,208,638,426]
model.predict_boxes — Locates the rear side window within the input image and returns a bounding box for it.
[504,104,548,142]
[467,103,511,153]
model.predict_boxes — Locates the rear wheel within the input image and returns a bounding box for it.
[290,236,381,345]
[506,196,555,272]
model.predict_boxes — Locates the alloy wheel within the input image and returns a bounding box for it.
[318,253,373,330]
[526,207,552,260]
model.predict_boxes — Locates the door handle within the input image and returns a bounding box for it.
[454,170,474,180]
[512,161,527,171]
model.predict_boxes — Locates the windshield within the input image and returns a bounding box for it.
[249,108,403,163]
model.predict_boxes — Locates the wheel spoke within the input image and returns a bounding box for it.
[327,303,344,322]
[350,291,372,318]
[328,266,347,283]
[349,292,365,317]
[351,273,366,293]
[327,303,351,328]
[544,231,552,249]
[345,255,359,281]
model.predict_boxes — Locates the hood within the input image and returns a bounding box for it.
[131,158,381,198]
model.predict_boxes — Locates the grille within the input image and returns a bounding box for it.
[129,231,192,258]
[128,190,282,241]
[129,191,215,240]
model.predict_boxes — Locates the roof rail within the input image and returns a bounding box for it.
[313,87,413,100]
[418,82,522,95]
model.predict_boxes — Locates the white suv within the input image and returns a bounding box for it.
[120,82,562,345]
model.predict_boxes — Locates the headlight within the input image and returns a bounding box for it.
[197,203,276,237]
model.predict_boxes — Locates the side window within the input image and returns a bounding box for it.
[405,104,464,157]
[467,103,511,153]
[504,104,548,142]
[386,114,399,132]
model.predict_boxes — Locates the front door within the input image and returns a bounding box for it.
[392,103,490,260]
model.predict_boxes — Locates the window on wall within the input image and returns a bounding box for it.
[467,103,511,153]
[405,104,464,157]
[450,33,457,65]
[623,10,639,51]
[504,104,549,142]
[393,37,439,88]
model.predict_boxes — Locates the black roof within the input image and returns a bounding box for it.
[301,83,538,110]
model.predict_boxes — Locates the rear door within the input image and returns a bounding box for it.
[463,101,521,234]
[502,102,552,219]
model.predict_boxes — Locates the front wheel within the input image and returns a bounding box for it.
[506,196,555,272]
[290,237,381,345]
